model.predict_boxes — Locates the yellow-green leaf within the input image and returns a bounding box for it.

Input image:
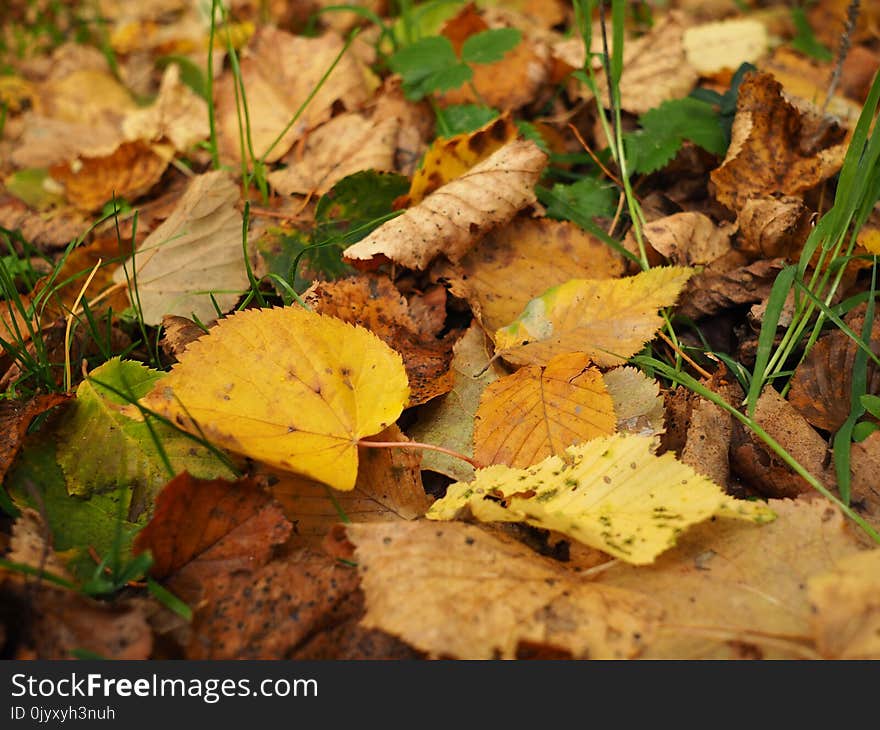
[494,266,694,367]
[141,306,410,491]
[427,433,775,565]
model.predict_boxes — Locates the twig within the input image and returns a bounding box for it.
[824,0,860,111]
[657,330,713,379]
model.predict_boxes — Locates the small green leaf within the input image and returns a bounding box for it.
[389,35,465,99]
[436,104,499,135]
[853,420,879,442]
[156,55,208,99]
[624,132,683,175]
[542,177,618,223]
[790,7,832,62]
[860,394,880,419]
[515,120,550,154]
[4,168,65,210]
[461,27,522,64]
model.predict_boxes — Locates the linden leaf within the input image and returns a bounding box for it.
[603,366,665,438]
[683,18,768,75]
[428,434,775,565]
[343,139,547,270]
[473,352,616,468]
[140,306,410,492]
[111,170,249,326]
[55,358,235,505]
[494,266,694,367]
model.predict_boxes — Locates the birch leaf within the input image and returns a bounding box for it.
[343,139,547,270]
[494,266,694,367]
[428,433,775,565]
[141,306,409,492]
[111,171,249,326]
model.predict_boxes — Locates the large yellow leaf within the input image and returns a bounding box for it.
[428,433,775,564]
[343,139,547,270]
[141,306,410,491]
[494,266,693,367]
[473,352,616,468]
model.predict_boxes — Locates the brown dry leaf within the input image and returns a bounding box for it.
[683,18,768,75]
[121,62,209,152]
[681,392,734,488]
[0,394,69,483]
[306,274,455,407]
[808,548,880,659]
[269,424,431,547]
[0,196,91,250]
[133,472,292,604]
[731,386,834,499]
[596,12,698,115]
[642,212,732,266]
[788,312,880,432]
[454,217,624,332]
[348,520,662,659]
[111,170,249,326]
[437,5,549,110]
[268,112,399,196]
[49,140,170,212]
[603,366,665,438]
[215,27,372,164]
[737,196,812,259]
[187,548,362,659]
[473,352,616,468]
[2,509,152,660]
[677,253,784,320]
[408,323,506,483]
[850,432,880,530]
[598,498,865,659]
[710,71,848,213]
[371,77,434,177]
[343,139,547,270]
[159,315,206,360]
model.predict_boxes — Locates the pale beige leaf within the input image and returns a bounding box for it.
[343,139,548,270]
[603,366,665,437]
[112,171,248,325]
[348,520,663,659]
[268,113,398,196]
[684,18,768,75]
[474,352,615,468]
[598,499,866,659]
[808,549,880,659]
[642,212,732,267]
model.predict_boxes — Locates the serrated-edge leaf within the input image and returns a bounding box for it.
[461,27,522,65]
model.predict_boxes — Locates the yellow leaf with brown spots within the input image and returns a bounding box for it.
[473,352,616,468]
[141,306,410,492]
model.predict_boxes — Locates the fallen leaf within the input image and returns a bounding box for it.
[595,12,698,115]
[473,352,616,468]
[0,393,69,483]
[399,113,518,208]
[787,310,880,432]
[642,212,732,267]
[111,170,249,326]
[603,366,665,438]
[683,18,768,75]
[850,432,880,530]
[215,27,372,164]
[494,266,694,367]
[141,306,410,491]
[710,71,848,213]
[677,254,784,320]
[267,112,399,196]
[55,358,234,510]
[808,548,880,659]
[737,196,812,259]
[49,140,170,212]
[306,274,455,407]
[133,472,292,603]
[453,217,625,332]
[730,386,834,498]
[159,315,206,360]
[348,520,663,659]
[0,197,91,250]
[371,77,435,177]
[429,433,775,564]
[343,139,547,270]
[408,323,506,483]
[598,498,865,659]
[8,508,72,583]
[270,424,431,547]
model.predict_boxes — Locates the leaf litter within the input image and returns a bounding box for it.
[2,0,880,661]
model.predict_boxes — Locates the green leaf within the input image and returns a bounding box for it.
[54,358,234,506]
[156,55,208,100]
[461,27,522,64]
[790,7,832,62]
[515,120,550,155]
[853,420,879,442]
[624,97,727,174]
[436,104,499,135]
[861,394,880,419]
[4,168,65,210]
[542,177,618,223]
[389,35,467,100]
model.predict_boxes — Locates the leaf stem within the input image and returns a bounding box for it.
[357,439,484,470]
